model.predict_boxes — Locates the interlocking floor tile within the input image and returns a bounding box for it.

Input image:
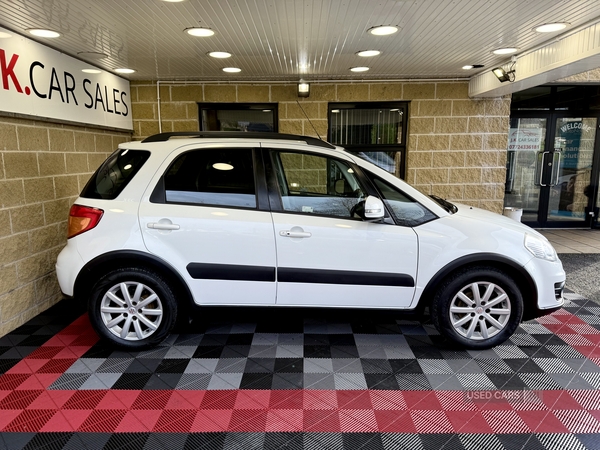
[1,299,600,448]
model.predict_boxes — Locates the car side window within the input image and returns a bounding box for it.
[272,151,365,219]
[164,148,257,208]
[81,149,150,200]
[371,177,436,227]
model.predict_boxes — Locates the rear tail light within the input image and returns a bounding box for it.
[68,204,104,239]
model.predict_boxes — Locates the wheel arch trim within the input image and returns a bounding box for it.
[415,253,537,316]
[74,250,194,309]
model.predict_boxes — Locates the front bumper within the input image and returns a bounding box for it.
[522,257,566,320]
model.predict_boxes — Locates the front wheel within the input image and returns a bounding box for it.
[431,267,523,349]
[88,268,177,350]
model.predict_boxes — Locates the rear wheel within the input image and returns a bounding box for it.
[431,267,523,349]
[88,268,177,350]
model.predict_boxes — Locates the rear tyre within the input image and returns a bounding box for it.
[431,267,523,349]
[88,268,177,350]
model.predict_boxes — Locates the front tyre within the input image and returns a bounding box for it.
[431,267,523,349]
[89,268,177,350]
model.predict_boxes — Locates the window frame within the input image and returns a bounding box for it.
[198,103,279,132]
[150,147,269,211]
[366,172,438,227]
[327,101,409,179]
[265,148,377,221]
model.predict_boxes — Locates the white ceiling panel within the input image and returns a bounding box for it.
[1,0,600,82]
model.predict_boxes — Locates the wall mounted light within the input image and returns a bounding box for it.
[298,80,310,97]
[492,67,515,83]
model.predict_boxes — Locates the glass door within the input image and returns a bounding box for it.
[546,117,596,225]
[504,117,547,223]
[505,115,599,227]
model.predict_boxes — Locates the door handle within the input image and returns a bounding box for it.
[550,152,561,186]
[537,151,549,187]
[280,230,312,238]
[148,222,180,230]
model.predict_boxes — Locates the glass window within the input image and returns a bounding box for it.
[164,148,256,208]
[511,86,552,110]
[328,102,408,177]
[272,151,365,219]
[81,149,150,200]
[199,103,277,132]
[371,177,436,227]
[329,107,405,145]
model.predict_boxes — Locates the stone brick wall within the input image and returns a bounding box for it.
[0,115,130,335]
[556,68,600,83]
[130,81,510,213]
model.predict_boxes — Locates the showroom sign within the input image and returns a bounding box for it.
[0,26,132,130]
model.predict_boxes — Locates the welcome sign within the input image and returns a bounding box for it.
[0,26,132,130]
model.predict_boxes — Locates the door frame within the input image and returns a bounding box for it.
[508,110,600,228]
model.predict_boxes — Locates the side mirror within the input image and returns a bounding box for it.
[364,196,385,220]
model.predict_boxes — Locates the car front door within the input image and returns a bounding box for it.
[139,144,277,305]
[266,146,419,308]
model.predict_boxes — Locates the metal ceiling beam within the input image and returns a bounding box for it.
[469,19,600,98]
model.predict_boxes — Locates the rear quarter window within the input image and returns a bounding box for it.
[81,149,150,200]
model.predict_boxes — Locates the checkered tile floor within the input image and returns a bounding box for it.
[2,293,600,449]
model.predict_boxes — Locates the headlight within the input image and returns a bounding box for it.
[524,234,558,262]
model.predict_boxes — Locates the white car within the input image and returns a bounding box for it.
[56,132,566,350]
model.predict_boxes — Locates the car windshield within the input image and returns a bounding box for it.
[429,195,458,214]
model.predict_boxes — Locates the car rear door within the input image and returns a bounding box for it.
[265,145,419,308]
[139,143,277,305]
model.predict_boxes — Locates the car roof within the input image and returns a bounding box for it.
[124,132,336,150]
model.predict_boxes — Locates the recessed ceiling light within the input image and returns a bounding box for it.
[82,69,102,74]
[27,29,60,38]
[368,25,398,36]
[331,109,340,113]
[462,64,484,70]
[186,27,214,37]
[209,51,231,58]
[534,22,569,33]
[77,51,108,60]
[115,68,136,74]
[350,66,370,72]
[462,65,474,70]
[222,67,241,73]
[357,50,381,57]
[262,109,271,112]
[212,163,234,171]
[0,31,12,39]
[492,47,518,55]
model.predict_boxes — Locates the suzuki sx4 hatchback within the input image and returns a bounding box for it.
[56,132,565,350]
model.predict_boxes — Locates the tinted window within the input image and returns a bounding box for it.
[372,177,436,227]
[273,151,365,219]
[81,149,150,200]
[164,148,256,208]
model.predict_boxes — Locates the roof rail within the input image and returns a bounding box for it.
[141,131,336,149]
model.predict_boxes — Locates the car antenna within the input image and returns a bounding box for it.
[296,100,324,141]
